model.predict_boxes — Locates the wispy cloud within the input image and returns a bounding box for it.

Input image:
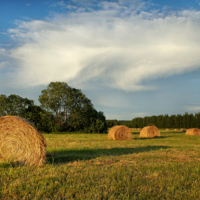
[0,61,9,69]
[2,1,200,91]
[50,1,66,8]
[0,48,6,55]
[106,112,147,120]
[186,106,200,112]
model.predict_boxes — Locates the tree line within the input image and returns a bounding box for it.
[0,82,107,133]
[107,113,200,129]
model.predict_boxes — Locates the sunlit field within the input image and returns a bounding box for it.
[1,130,200,199]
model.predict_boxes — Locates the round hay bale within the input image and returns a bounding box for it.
[186,128,200,136]
[166,129,169,131]
[0,116,46,166]
[131,128,136,131]
[108,125,132,140]
[174,129,178,131]
[137,128,141,130]
[180,128,186,132]
[140,126,160,138]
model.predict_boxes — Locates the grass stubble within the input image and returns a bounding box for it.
[1,130,200,199]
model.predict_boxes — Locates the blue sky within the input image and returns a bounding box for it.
[1,0,200,120]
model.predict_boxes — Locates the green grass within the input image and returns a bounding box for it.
[1,130,200,199]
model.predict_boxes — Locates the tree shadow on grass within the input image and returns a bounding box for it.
[46,145,170,165]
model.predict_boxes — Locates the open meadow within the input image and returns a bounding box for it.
[1,130,200,199]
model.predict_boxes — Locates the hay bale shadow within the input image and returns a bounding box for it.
[134,136,168,140]
[47,145,170,165]
[131,131,140,135]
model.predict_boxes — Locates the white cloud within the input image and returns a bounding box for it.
[106,112,147,120]
[66,5,78,10]
[50,1,66,8]
[3,2,200,91]
[186,106,200,112]
[0,48,6,56]
[0,61,9,69]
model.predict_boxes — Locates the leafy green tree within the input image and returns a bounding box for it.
[157,115,164,128]
[39,82,71,121]
[182,112,189,128]
[24,105,57,132]
[0,94,8,116]
[176,114,182,128]
[0,94,34,116]
[143,116,149,127]
[39,82,107,133]
[195,113,200,128]
[67,93,107,133]
[0,94,55,132]
[170,115,176,128]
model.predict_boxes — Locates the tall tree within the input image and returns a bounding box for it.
[39,82,71,121]
[39,82,107,132]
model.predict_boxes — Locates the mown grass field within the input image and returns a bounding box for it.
[1,130,200,199]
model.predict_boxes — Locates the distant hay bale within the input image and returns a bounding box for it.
[130,128,137,131]
[140,126,160,138]
[131,128,136,130]
[0,116,46,166]
[180,128,186,132]
[108,125,132,140]
[166,129,169,131]
[137,128,141,130]
[186,128,200,136]
[174,129,178,131]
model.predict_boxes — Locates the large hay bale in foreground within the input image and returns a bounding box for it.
[108,125,132,140]
[0,116,46,166]
[186,128,200,136]
[140,126,160,138]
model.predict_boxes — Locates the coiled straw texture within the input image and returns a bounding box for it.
[108,125,132,140]
[186,128,200,136]
[0,116,46,166]
[140,126,160,138]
